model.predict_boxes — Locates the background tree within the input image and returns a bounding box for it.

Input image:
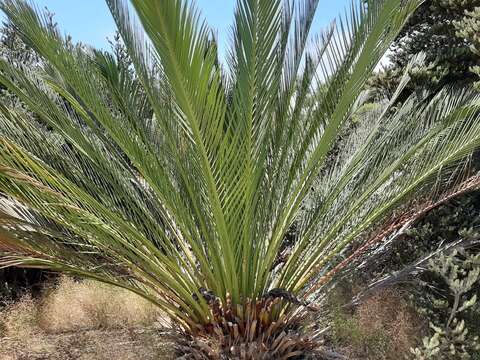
[454,4,480,89]
[369,0,480,98]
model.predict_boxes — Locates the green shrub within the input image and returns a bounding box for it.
[411,244,480,359]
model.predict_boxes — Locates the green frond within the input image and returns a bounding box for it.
[284,87,480,293]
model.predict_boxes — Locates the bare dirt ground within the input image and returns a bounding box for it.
[0,328,173,360]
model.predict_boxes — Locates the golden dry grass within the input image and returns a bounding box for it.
[0,277,171,360]
[330,288,424,360]
[38,277,164,332]
[355,288,424,357]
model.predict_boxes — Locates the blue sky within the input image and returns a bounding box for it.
[11,1,351,55]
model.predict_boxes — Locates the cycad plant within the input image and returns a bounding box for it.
[1,0,480,358]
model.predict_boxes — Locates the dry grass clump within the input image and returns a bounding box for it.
[38,277,163,332]
[1,276,165,337]
[1,294,40,339]
[356,289,423,355]
[330,288,424,360]
[0,277,171,360]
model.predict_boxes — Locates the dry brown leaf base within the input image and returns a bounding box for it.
[173,295,319,359]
